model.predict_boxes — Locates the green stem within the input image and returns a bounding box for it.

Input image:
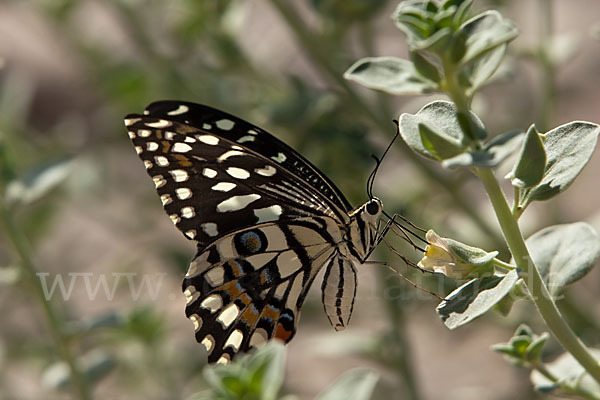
[269,0,503,246]
[492,258,515,271]
[0,203,91,400]
[476,167,600,385]
[534,363,600,400]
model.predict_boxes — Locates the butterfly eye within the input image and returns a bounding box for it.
[234,229,267,255]
[366,199,380,216]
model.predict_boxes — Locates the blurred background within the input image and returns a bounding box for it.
[1,0,600,399]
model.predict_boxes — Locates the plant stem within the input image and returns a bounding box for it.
[476,167,600,385]
[492,258,515,271]
[269,0,503,246]
[534,363,600,400]
[0,203,91,400]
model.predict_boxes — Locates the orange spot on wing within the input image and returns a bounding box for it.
[274,323,293,342]
[174,154,192,167]
[239,304,260,327]
[161,141,171,152]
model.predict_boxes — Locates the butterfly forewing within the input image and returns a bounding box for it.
[125,101,377,364]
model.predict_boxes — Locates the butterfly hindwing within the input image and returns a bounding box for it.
[182,218,341,363]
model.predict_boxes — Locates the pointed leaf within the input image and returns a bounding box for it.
[506,125,546,188]
[5,159,74,205]
[317,369,379,400]
[459,10,518,65]
[442,129,523,168]
[520,122,599,205]
[522,223,600,295]
[344,57,438,95]
[437,270,518,329]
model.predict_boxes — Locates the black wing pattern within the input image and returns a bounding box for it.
[124,102,359,363]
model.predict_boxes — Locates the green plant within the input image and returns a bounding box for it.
[346,0,600,398]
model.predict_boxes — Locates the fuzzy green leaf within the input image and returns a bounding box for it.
[522,223,600,295]
[399,101,482,160]
[506,125,546,188]
[5,159,73,205]
[317,369,379,400]
[519,122,599,206]
[344,57,437,95]
[530,349,600,395]
[436,270,519,329]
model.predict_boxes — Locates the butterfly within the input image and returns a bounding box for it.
[124,101,389,364]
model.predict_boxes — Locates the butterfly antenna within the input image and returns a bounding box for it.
[366,122,400,199]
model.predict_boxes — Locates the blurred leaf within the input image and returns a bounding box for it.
[410,50,441,83]
[5,159,74,206]
[518,122,600,207]
[65,312,126,337]
[459,10,518,65]
[530,349,600,395]
[505,125,546,188]
[522,223,600,295]
[399,101,483,160]
[442,129,522,168]
[122,307,166,344]
[42,349,115,389]
[0,266,20,286]
[437,270,519,329]
[316,368,379,400]
[202,341,286,400]
[344,57,438,95]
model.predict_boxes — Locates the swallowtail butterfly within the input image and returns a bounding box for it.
[125,101,388,364]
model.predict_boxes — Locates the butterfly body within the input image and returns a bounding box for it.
[125,101,382,364]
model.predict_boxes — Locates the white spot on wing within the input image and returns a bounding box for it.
[146,142,159,151]
[170,169,189,182]
[165,131,175,140]
[124,117,141,126]
[237,135,255,143]
[181,206,195,218]
[128,131,136,139]
[271,152,287,163]
[201,335,215,353]
[217,304,240,328]
[176,187,192,200]
[216,194,261,212]
[190,314,202,331]
[255,165,276,177]
[184,136,196,143]
[201,222,219,237]
[173,142,192,153]
[184,286,199,304]
[153,175,166,188]
[167,104,189,116]
[225,329,244,351]
[226,167,250,179]
[138,129,151,137]
[200,294,223,312]
[202,168,217,178]
[135,146,143,154]
[211,182,236,192]
[217,150,245,162]
[204,266,225,286]
[160,194,172,205]
[249,328,268,348]
[197,135,219,145]
[216,354,230,365]
[254,205,283,223]
[146,120,172,128]
[185,229,197,239]
[143,160,153,169]
[154,156,169,166]
[216,119,235,130]
[248,129,259,135]
[169,214,181,224]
